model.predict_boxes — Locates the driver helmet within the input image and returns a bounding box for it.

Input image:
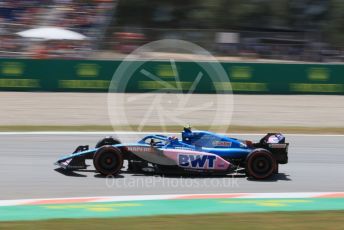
[168,136,178,142]
[183,125,192,133]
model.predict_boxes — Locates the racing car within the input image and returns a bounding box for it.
[55,127,289,179]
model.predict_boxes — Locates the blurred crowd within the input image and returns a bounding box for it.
[0,0,343,62]
[215,35,344,62]
[0,0,116,58]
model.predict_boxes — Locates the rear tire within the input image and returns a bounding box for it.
[93,146,123,176]
[246,149,276,179]
[273,163,279,174]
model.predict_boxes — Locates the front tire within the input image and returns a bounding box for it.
[96,136,121,148]
[246,149,276,179]
[93,146,123,176]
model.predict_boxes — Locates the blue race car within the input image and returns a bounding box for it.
[55,127,289,179]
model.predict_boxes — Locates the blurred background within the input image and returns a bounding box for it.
[0,3,343,227]
[1,0,343,62]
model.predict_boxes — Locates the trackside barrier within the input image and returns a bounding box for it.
[0,59,343,94]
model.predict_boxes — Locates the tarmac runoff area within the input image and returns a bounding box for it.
[0,92,343,128]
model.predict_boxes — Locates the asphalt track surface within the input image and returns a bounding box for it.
[0,133,343,200]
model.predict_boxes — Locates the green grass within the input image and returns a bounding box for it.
[1,211,343,230]
[0,125,344,134]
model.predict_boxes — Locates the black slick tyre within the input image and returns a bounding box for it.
[246,149,276,179]
[93,146,123,176]
[95,137,121,148]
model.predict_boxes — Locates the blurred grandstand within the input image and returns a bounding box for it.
[0,0,116,58]
[0,0,343,62]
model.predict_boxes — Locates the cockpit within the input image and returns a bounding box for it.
[138,127,243,149]
[139,135,168,147]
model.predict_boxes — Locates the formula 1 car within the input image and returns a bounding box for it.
[55,127,289,179]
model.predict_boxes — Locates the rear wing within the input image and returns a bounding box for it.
[256,133,289,164]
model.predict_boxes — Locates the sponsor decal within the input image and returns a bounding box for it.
[308,67,329,81]
[174,146,193,151]
[269,143,287,149]
[76,63,100,77]
[178,154,216,169]
[213,141,231,147]
[61,159,71,167]
[290,83,343,93]
[156,64,174,78]
[127,146,154,153]
[230,66,252,80]
[218,162,226,168]
[239,142,247,148]
[267,134,284,143]
[58,80,109,89]
[1,62,24,76]
[0,79,39,88]
[230,82,268,92]
[138,80,192,90]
